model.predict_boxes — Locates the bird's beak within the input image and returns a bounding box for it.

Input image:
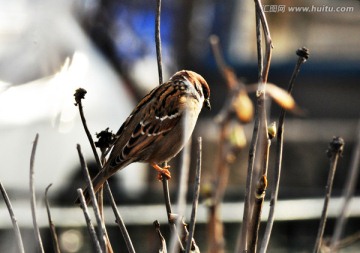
[204,99,211,110]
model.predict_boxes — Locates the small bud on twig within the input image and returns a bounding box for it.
[255,175,268,199]
[267,122,277,140]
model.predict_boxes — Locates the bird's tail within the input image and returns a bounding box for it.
[76,171,108,205]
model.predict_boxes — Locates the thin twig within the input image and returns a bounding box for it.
[208,122,227,253]
[248,140,270,253]
[313,137,345,253]
[104,182,136,253]
[329,231,360,251]
[255,7,263,83]
[254,0,273,83]
[210,34,250,253]
[237,79,261,253]
[77,144,107,252]
[154,1,183,249]
[209,35,245,91]
[45,184,61,253]
[238,7,264,253]
[0,181,25,253]
[238,1,273,250]
[330,123,360,250]
[74,88,102,169]
[170,139,192,253]
[161,176,183,251]
[155,0,163,85]
[77,188,102,253]
[260,48,309,253]
[75,88,116,253]
[209,35,247,205]
[209,35,228,83]
[185,137,202,253]
[29,133,45,253]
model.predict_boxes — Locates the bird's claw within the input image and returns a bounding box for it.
[152,163,171,180]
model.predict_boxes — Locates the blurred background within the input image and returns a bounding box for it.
[0,0,359,252]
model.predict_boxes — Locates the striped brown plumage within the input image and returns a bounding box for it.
[81,70,210,203]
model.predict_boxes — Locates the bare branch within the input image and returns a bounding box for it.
[77,144,107,252]
[170,138,192,253]
[186,137,202,253]
[29,133,45,253]
[104,182,136,253]
[154,2,182,248]
[209,35,253,124]
[74,88,102,170]
[210,35,251,253]
[45,184,61,253]
[0,181,25,253]
[155,0,163,85]
[77,189,102,253]
[238,2,273,252]
[74,88,116,252]
[208,123,227,253]
[328,231,360,252]
[331,123,360,249]
[260,47,309,253]
[154,0,183,248]
[161,176,184,251]
[254,0,273,83]
[313,137,345,253]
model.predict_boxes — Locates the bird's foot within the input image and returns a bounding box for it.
[151,163,171,180]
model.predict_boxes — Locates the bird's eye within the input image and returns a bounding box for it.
[194,83,203,97]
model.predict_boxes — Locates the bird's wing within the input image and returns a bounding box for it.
[107,83,184,171]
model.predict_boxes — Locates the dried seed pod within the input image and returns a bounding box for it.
[232,90,254,123]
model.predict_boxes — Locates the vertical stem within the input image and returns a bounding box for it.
[77,189,102,253]
[254,0,273,83]
[29,134,45,253]
[248,174,268,253]
[186,137,202,253]
[313,137,344,253]
[260,48,309,253]
[169,139,191,253]
[155,0,163,85]
[77,144,107,252]
[104,183,136,253]
[0,182,25,253]
[45,184,61,253]
[237,83,261,253]
[255,8,263,83]
[161,177,183,251]
[75,88,119,253]
[209,122,227,253]
[237,2,272,252]
[75,89,102,170]
[154,1,184,250]
[239,7,262,253]
[331,123,360,249]
[248,139,270,253]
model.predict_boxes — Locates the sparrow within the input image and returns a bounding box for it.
[82,70,210,202]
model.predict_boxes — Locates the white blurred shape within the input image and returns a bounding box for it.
[0,0,148,197]
[0,52,88,128]
[60,229,83,252]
